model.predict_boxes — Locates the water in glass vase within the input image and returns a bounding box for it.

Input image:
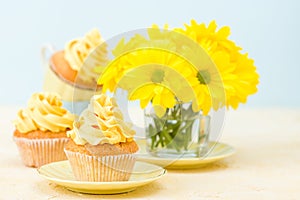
[144,103,210,158]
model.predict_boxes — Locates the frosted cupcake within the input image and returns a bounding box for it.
[13,92,74,167]
[65,94,138,182]
[43,29,108,114]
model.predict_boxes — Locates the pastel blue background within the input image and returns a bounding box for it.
[0,0,299,107]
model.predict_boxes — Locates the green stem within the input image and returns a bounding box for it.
[161,130,180,151]
[147,103,199,153]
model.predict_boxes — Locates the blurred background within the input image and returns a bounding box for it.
[0,0,299,108]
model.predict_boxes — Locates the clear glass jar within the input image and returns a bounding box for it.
[144,102,210,158]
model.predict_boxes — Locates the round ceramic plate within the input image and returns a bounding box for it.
[37,161,166,194]
[136,140,235,169]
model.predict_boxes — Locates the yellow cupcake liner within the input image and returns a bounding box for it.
[43,65,99,102]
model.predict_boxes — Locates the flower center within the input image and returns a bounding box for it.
[151,69,165,83]
[197,70,211,84]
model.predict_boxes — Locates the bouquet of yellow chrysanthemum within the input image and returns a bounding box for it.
[97,20,259,115]
[95,20,259,154]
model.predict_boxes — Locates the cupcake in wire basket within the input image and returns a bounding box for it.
[13,92,74,168]
[65,94,139,182]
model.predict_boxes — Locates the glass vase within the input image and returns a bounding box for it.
[144,102,210,158]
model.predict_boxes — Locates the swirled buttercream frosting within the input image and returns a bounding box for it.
[13,93,74,133]
[64,29,108,84]
[67,94,135,145]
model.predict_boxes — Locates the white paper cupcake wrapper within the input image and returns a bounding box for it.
[13,137,69,168]
[64,150,136,182]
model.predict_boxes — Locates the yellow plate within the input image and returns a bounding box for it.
[136,140,235,169]
[37,161,166,194]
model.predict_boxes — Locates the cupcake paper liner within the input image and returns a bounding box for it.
[64,150,136,182]
[13,137,69,168]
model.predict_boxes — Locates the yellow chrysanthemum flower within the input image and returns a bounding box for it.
[175,20,241,56]
[98,38,198,116]
[129,84,175,117]
[176,20,259,110]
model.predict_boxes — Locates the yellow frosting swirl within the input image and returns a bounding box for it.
[64,29,108,84]
[13,93,74,133]
[67,94,135,145]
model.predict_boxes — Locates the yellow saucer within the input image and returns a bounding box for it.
[38,161,166,194]
[136,140,235,169]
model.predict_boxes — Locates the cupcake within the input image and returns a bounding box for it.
[43,29,108,114]
[65,94,139,182]
[13,92,74,167]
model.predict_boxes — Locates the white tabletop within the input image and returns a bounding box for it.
[0,106,299,199]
